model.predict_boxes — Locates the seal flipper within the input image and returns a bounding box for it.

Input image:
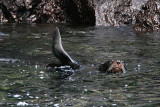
[52,27,80,69]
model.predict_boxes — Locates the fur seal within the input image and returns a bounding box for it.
[52,27,80,69]
[51,27,126,73]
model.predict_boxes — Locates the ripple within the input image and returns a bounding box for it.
[17,102,28,106]
[0,58,19,63]
[54,103,60,107]
[0,23,160,107]
[13,94,21,98]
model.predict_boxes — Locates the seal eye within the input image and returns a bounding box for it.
[116,60,121,65]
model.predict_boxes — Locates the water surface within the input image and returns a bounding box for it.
[0,23,160,106]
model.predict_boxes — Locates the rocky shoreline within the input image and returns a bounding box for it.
[0,0,160,31]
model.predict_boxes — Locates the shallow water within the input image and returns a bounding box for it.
[0,23,160,106]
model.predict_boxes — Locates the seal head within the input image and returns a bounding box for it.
[99,60,126,73]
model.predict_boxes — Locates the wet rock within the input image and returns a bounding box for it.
[0,0,65,23]
[94,0,160,31]
[94,0,132,26]
[0,0,95,25]
[94,0,148,26]
[63,0,95,25]
[0,3,15,22]
[0,0,160,31]
[133,0,160,31]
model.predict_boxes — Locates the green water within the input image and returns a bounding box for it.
[0,23,160,106]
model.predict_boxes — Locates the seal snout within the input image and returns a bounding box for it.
[116,60,121,65]
[112,60,125,73]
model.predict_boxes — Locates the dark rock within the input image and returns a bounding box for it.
[0,0,95,25]
[0,3,15,22]
[63,0,95,26]
[133,0,160,31]
[94,0,160,31]
[0,0,65,23]
[106,0,133,26]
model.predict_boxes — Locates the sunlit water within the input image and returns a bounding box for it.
[0,23,160,106]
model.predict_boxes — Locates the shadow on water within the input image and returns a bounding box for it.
[0,23,160,106]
